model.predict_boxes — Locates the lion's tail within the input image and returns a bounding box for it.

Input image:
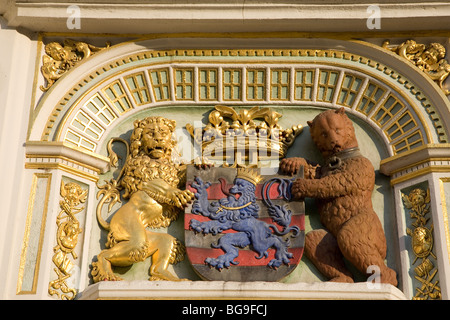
[96,190,111,231]
[169,238,186,265]
[94,137,129,231]
[95,179,122,231]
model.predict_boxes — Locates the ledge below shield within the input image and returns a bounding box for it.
[78,281,406,300]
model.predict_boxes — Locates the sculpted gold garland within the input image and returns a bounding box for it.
[48,181,87,300]
[402,188,441,300]
[91,116,194,282]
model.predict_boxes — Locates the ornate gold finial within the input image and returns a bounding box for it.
[236,167,263,185]
[40,39,110,91]
[382,40,450,95]
[186,105,302,167]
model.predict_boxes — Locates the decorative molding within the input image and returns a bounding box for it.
[389,161,450,186]
[3,1,450,34]
[16,173,52,295]
[25,141,110,182]
[39,48,444,154]
[25,158,99,182]
[78,280,406,300]
[380,143,450,185]
[438,178,450,266]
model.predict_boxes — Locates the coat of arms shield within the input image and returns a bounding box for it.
[184,165,305,281]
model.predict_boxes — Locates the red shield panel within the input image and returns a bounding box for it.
[184,165,304,281]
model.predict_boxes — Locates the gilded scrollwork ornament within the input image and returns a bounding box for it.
[40,39,110,91]
[48,181,87,300]
[383,40,450,95]
[402,188,441,300]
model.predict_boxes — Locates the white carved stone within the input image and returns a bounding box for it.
[79,281,407,300]
[2,1,450,34]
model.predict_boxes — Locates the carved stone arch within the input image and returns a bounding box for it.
[24,37,450,299]
[28,38,450,154]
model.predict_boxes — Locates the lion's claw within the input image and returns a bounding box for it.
[205,255,239,271]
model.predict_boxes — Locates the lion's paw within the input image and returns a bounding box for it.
[205,255,239,271]
[91,261,123,282]
[189,219,204,233]
[268,251,293,269]
[172,189,195,208]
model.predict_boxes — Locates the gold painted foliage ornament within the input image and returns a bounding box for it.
[402,188,441,300]
[49,181,87,300]
[40,39,110,91]
[383,40,450,95]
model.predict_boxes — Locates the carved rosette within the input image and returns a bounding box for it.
[48,181,87,300]
[402,187,441,300]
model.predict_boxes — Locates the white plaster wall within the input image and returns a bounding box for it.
[0,18,37,299]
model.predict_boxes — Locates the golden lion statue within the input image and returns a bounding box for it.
[91,116,194,282]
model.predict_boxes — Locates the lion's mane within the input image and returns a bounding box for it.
[121,155,180,199]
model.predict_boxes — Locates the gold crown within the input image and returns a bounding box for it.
[236,167,263,185]
[185,106,303,166]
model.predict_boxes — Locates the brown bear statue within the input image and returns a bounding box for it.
[280,108,397,286]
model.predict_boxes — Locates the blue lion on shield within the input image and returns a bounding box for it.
[189,168,299,270]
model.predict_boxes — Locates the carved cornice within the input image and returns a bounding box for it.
[3,1,450,34]
[25,141,110,181]
[380,143,450,185]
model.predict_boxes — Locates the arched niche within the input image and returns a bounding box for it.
[25,37,450,299]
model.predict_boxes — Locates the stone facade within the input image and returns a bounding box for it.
[1,1,450,300]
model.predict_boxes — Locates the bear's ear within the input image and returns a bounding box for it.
[307,120,313,128]
[336,107,346,115]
